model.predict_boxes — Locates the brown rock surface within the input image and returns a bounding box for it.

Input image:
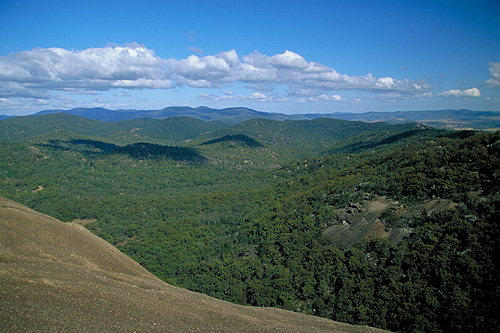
[0,196,388,332]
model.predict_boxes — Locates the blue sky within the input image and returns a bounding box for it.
[1,0,499,115]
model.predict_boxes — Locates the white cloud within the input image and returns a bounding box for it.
[484,62,500,87]
[1,44,436,105]
[371,91,434,101]
[0,43,172,98]
[371,87,481,101]
[249,92,271,101]
[198,90,347,104]
[295,94,347,103]
[320,94,345,101]
[244,83,276,92]
[269,50,309,69]
[0,82,50,99]
[438,87,481,98]
[166,50,240,87]
[0,93,78,115]
[197,92,287,103]
[168,49,431,94]
[247,92,288,102]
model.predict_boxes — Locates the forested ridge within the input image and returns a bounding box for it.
[1,113,498,332]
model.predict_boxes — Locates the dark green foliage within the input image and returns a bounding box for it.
[130,116,229,143]
[0,113,228,144]
[0,113,117,140]
[330,127,445,154]
[1,113,498,332]
[40,139,206,161]
[201,134,264,148]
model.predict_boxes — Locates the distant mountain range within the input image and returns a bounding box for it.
[1,106,500,130]
[33,106,296,124]
[331,109,500,131]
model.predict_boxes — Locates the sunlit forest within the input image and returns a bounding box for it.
[1,113,498,332]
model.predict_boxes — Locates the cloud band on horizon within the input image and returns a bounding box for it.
[0,43,486,105]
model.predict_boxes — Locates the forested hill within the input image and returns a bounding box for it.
[2,106,499,130]
[0,113,228,143]
[0,113,426,158]
[33,106,297,124]
[0,112,498,332]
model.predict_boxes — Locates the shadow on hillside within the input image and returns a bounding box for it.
[342,129,430,153]
[200,134,264,147]
[332,129,478,154]
[40,139,206,162]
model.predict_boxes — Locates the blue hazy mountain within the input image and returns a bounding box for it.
[3,106,500,130]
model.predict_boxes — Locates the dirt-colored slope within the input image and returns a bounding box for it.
[0,196,387,332]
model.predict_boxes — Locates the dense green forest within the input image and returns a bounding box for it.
[1,113,498,332]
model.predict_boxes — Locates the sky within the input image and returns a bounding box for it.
[1,0,499,116]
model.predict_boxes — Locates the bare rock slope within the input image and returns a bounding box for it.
[323,196,455,249]
[0,196,387,332]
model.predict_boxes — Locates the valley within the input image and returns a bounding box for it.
[1,110,499,332]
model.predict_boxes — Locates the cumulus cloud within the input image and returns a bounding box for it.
[0,43,172,98]
[269,50,309,69]
[438,87,481,98]
[1,44,438,103]
[484,62,500,87]
[166,49,432,94]
[165,50,241,88]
